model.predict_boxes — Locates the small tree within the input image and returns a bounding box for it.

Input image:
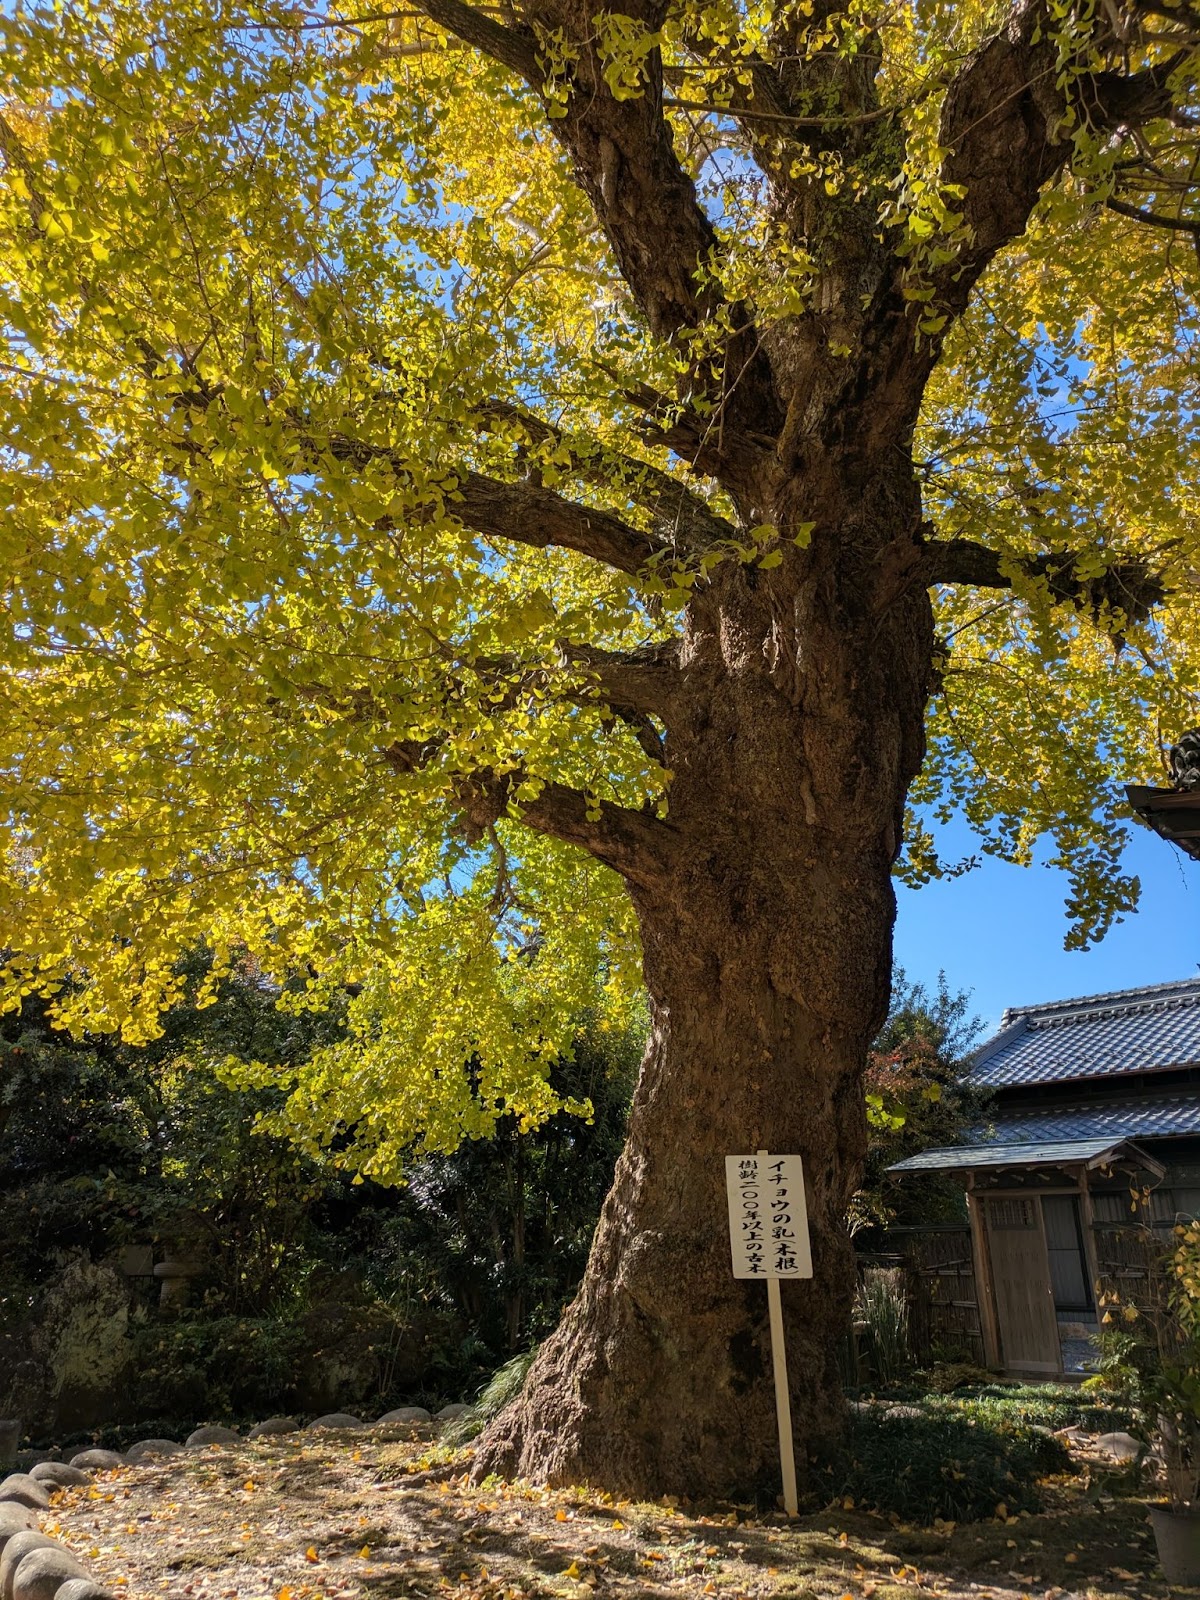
[853,972,985,1236]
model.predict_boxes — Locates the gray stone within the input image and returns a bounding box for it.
[12,1546,88,1600]
[0,1510,36,1556]
[1094,1430,1142,1461]
[28,1466,87,1491]
[376,1407,431,1427]
[435,1404,470,1422]
[246,1418,297,1441]
[66,1452,123,1472]
[12,1459,57,1475]
[0,1481,48,1514]
[306,1414,364,1432]
[54,1582,115,1600]
[883,1404,924,1421]
[55,1582,115,1600]
[0,1535,58,1600]
[124,1440,184,1464]
[184,1426,240,1449]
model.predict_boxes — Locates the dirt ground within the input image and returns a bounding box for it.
[34,1432,1177,1600]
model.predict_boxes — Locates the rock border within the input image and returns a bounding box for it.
[0,1401,475,1600]
[0,1403,473,1600]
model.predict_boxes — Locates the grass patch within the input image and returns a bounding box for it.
[856,1377,1133,1435]
[821,1405,1071,1524]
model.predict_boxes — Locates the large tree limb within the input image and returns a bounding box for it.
[925,536,1169,626]
[558,639,682,720]
[472,398,737,548]
[409,0,784,498]
[454,472,665,574]
[940,3,1185,306]
[445,639,682,720]
[384,739,675,888]
[319,428,667,575]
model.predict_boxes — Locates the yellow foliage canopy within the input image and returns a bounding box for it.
[0,0,1198,1173]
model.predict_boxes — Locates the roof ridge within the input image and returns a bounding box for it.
[999,974,1200,1026]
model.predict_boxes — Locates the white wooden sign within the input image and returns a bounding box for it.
[724,1151,813,1280]
[724,1150,811,1517]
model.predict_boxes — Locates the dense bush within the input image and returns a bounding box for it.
[825,1405,1071,1523]
[1,952,643,1437]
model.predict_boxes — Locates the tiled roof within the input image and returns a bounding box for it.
[967,976,1200,1089]
[889,1137,1143,1174]
[985,1091,1200,1144]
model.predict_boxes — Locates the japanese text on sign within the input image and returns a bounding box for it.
[725,1153,813,1280]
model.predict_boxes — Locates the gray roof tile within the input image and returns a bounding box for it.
[889,1137,1139,1173]
[985,1092,1200,1143]
[968,976,1200,1088]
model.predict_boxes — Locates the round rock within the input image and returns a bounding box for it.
[1094,1430,1142,1461]
[0,1509,36,1556]
[124,1440,184,1465]
[0,1534,58,1600]
[27,1466,87,1492]
[0,1481,48,1514]
[376,1407,431,1427]
[435,1404,471,1422]
[185,1426,241,1449]
[66,1452,123,1472]
[12,1546,88,1600]
[55,1582,115,1600]
[246,1418,297,1441]
[54,1583,114,1600]
[306,1414,364,1432]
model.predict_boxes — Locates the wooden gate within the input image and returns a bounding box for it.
[983,1195,1061,1374]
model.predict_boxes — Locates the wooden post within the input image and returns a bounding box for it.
[1078,1172,1102,1313]
[760,1149,798,1516]
[966,1179,1002,1370]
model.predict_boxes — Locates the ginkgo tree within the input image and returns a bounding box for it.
[2,0,1200,1497]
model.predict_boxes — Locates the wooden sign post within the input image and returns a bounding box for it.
[724,1149,813,1516]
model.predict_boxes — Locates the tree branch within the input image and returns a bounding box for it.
[558,639,682,718]
[383,742,675,888]
[925,536,1169,627]
[940,3,1187,302]
[472,398,737,548]
[405,0,537,79]
[408,0,784,498]
[1106,193,1200,231]
[318,428,667,575]
[454,472,665,575]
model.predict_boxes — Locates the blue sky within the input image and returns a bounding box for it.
[893,816,1199,1037]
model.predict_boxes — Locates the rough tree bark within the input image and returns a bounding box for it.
[398,0,1185,1498]
[478,464,934,1496]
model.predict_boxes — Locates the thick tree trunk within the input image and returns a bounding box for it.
[475,464,935,1500]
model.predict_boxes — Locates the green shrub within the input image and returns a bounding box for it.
[824,1407,1071,1524]
[443,1347,537,1445]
